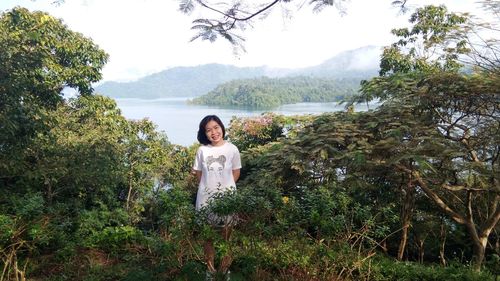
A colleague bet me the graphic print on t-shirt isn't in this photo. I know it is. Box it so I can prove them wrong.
[205,155,226,190]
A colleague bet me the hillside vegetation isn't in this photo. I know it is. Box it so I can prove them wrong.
[189,76,361,108]
[95,64,268,98]
[95,46,380,99]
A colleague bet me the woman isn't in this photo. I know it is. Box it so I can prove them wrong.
[192,115,241,279]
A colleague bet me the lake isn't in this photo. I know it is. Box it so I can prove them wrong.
[115,97,377,146]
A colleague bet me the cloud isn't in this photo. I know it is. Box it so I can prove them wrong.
[347,47,382,70]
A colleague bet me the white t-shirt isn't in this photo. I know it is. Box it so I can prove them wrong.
[193,142,242,211]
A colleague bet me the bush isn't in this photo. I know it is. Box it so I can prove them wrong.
[93,225,145,252]
[369,256,495,281]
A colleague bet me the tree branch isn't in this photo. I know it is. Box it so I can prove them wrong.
[480,194,500,239]
[197,0,281,22]
[466,190,475,225]
[441,184,490,192]
[396,164,467,225]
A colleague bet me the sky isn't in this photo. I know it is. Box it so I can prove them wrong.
[0,0,489,82]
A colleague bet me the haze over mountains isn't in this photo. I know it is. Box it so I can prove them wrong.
[95,45,381,99]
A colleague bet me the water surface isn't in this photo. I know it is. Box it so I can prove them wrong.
[115,98,376,146]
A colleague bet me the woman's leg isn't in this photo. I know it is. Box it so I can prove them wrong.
[218,225,233,274]
[204,239,216,273]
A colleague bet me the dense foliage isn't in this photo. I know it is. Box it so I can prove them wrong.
[1,5,498,281]
[189,76,360,108]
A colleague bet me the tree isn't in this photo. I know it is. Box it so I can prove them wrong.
[358,5,499,270]
[0,8,109,278]
[0,7,107,105]
[0,7,108,189]
[121,118,173,222]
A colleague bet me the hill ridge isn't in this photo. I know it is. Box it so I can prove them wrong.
[95,45,381,99]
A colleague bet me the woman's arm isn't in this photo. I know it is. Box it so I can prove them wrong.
[232,169,240,183]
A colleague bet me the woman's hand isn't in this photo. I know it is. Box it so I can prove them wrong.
[193,169,202,184]
[232,169,240,182]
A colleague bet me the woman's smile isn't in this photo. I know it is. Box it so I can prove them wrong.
[205,120,224,146]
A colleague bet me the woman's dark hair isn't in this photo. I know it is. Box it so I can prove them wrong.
[197,115,226,145]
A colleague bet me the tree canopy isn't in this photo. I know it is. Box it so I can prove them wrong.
[0,7,108,187]
[354,4,500,270]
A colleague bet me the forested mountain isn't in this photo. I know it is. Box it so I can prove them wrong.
[95,64,269,98]
[189,76,360,108]
[95,46,380,99]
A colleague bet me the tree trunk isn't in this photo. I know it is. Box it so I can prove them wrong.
[398,176,415,261]
[474,243,486,271]
[464,190,490,272]
[472,237,487,272]
[439,221,447,266]
[467,226,488,272]
[126,170,133,210]
[381,239,388,255]
[397,224,409,261]
[495,231,499,255]
[418,240,424,264]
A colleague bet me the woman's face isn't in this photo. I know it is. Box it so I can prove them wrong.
[205,120,224,145]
